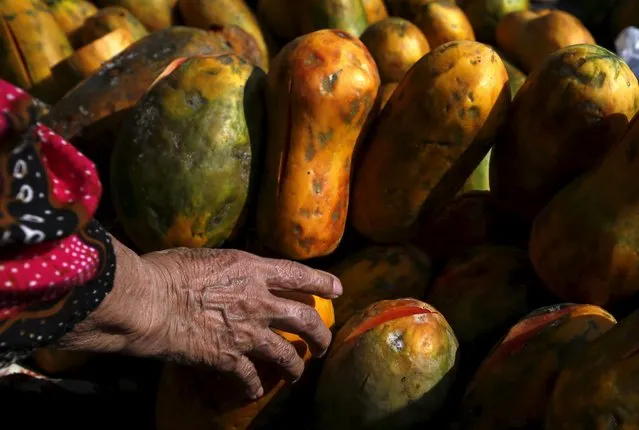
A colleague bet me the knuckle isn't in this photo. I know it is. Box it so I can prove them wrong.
[297,305,322,328]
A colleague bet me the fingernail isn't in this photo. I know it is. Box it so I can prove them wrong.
[251,386,264,400]
[331,277,343,298]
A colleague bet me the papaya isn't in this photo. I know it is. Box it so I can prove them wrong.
[94,0,174,31]
[112,54,265,252]
[359,17,430,84]
[75,6,148,46]
[351,41,510,244]
[529,111,639,306]
[460,304,617,429]
[362,0,388,25]
[299,0,369,37]
[156,294,334,430]
[256,29,380,260]
[427,245,539,345]
[41,27,233,222]
[33,348,91,374]
[315,298,459,429]
[52,28,135,95]
[546,307,639,429]
[0,0,73,104]
[495,9,595,73]
[178,0,269,71]
[384,0,430,20]
[413,0,476,49]
[330,245,432,329]
[45,0,98,47]
[462,0,529,42]
[379,82,398,110]
[490,44,639,224]
[609,0,639,42]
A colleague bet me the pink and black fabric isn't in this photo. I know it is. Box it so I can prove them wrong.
[0,79,115,368]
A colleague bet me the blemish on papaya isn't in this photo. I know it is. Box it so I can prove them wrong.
[292,223,303,236]
[318,129,333,148]
[304,52,323,67]
[334,30,354,40]
[342,98,361,124]
[438,41,460,54]
[218,54,234,65]
[186,91,206,110]
[312,176,324,194]
[321,70,342,95]
[467,106,481,120]
[164,214,209,248]
[305,140,316,162]
[300,208,312,218]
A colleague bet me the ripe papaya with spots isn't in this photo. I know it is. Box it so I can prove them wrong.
[178,0,269,71]
[0,0,73,103]
[462,0,529,42]
[330,245,432,329]
[360,17,430,84]
[315,298,459,429]
[351,41,510,244]
[427,244,539,346]
[529,113,639,306]
[76,6,148,46]
[362,0,389,25]
[495,9,594,73]
[94,0,174,31]
[413,0,476,49]
[156,294,334,430]
[41,27,233,223]
[490,44,639,223]
[546,307,639,429]
[45,0,98,47]
[111,54,266,252]
[460,304,616,430]
[256,29,380,260]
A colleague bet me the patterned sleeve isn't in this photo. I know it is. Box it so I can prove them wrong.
[0,79,116,368]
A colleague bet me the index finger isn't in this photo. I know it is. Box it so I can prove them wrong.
[256,257,343,299]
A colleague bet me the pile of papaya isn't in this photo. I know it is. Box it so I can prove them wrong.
[5,0,639,428]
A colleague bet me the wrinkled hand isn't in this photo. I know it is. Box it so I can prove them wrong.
[57,236,342,399]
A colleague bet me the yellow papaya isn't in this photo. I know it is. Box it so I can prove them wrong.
[46,0,98,47]
[256,29,380,260]
[490,44,639,223]
[495,9,595,73]
[351,41,510,244]
[178,0,269,71]
[529,113,639,307]
[360,17,430,84]
[414,0,476,48]
[94,0,174,31]
[75,6,148,46]
[362,0,389,25]
[0,0,73,103]
[299,0,369,37]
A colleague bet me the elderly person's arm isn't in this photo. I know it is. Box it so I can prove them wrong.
[0,79,341,399]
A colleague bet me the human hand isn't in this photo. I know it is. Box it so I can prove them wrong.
[57,237,342,399]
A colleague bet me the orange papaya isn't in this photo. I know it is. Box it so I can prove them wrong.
[413,0,476,48]
[461,304,616,429]
[351,41,510,244]
[156,294,334,430]
[94,0,174,31]
[256,29,380,260]
[462,0,529,42]
[75,6,148,46]
[495,9,595,73]
[362,0,389,25]
[490,44,639,223]
[359,17,430,84]
[315,298,459,428]
[45,0,98,47]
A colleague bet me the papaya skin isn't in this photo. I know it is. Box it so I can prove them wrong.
[495,9,595,73]
[379,82,398,110]
[351,41,510,244]
[330,245,432,329]
[111,54,266,252]
[156,295,334,430]
[462,0,529,43]
[0,0,74,103]
[546,308,639,430]
[414,0,476,49]
[299,0,370,37]
[362,0,389,25]
[178,0,269,71]
[76,6,148,46]
[529,113,639,307]
[360,17,430,84]
[315,298,459,429]
[490,44,639,224]
[256,29,380,260]
[94,0,175,31]
[45,0,98,47]
[461,304,616,430]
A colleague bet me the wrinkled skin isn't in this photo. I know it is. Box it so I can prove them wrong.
[58,237,342,399]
